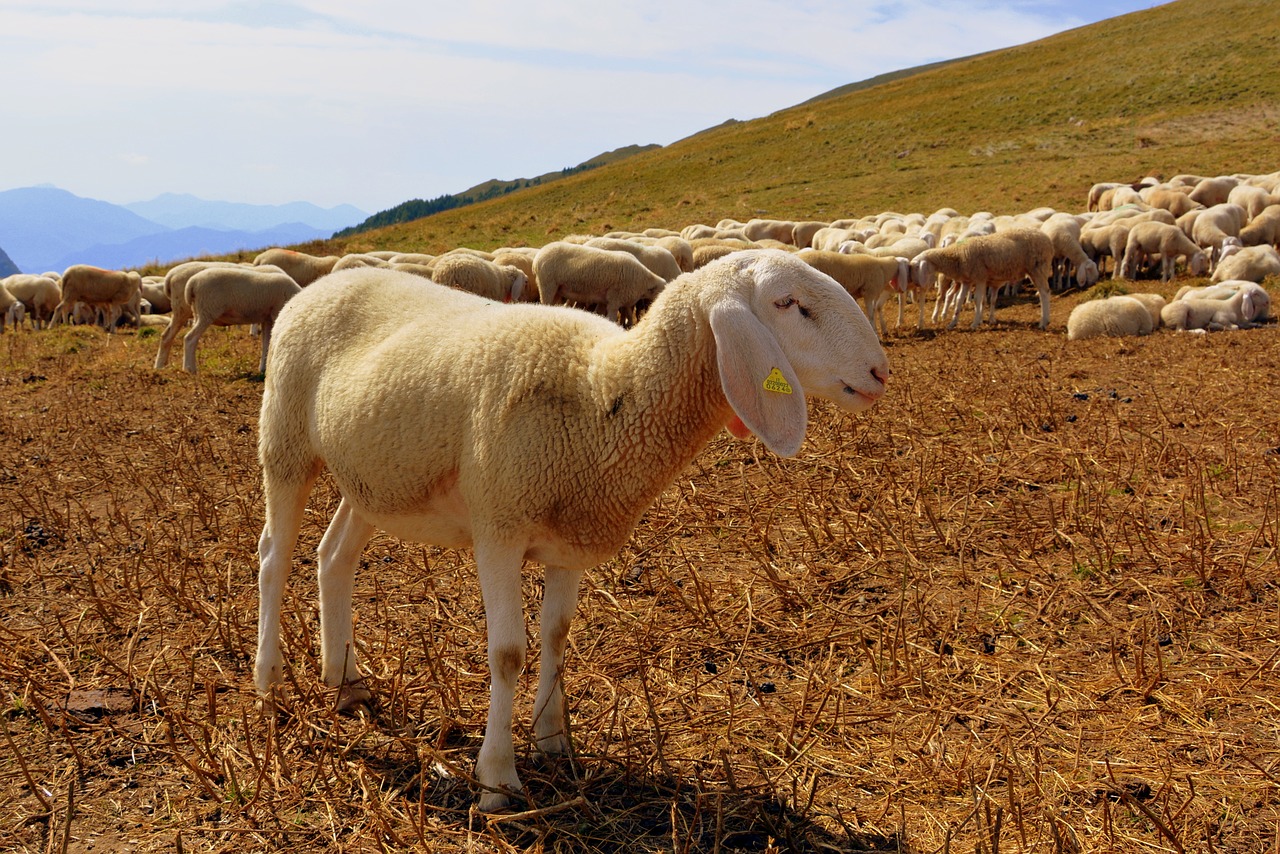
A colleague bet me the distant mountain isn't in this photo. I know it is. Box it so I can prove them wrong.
[0,186,168,273]
[0,185,366,272]
[125,193,366,233]
[336,144,660,238]
[47,222,337,272]
[0,245,18,277]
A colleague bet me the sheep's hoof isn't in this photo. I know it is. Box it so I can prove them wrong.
[477,787,523,813]
[335,680,372,713]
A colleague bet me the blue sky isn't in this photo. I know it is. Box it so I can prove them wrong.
[0,1,1167,213]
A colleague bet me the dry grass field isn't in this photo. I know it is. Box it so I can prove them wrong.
[2,279,1277,853]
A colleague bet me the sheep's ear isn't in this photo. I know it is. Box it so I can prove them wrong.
[708,295,807,457]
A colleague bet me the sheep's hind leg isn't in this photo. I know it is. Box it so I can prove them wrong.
[533,567,584,756]
[316,498,376,710]
[181,316,211,373]
[255,470,319,697]
[474,539,530,811]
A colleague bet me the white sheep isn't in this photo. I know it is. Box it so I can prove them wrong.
[534,241,668,324]
[1041,214,1100,290]
[1161,288,1262,332]
[1173,280,1271,322]
[1190,203,1248,270]
[1188,176,1239,207]
[0,283,25,332]
[252,250,889,810]
[798,250,908,337]
[429,253,528,303]
[180,265,301,374]
[2,273,61,329]
[155,261,266,369]
[51,265,142,332]
[1239,204,1280,248]
[583,237,683,282]
[1210,244,1280,284]
[252,247,340,286]
[1065,294,1165,340]
[915,228,1055,329]
[1119,221,1208,282]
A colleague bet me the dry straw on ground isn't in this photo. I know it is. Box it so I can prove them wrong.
[1,284,1278,852]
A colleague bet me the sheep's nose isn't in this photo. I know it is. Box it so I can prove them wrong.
[872,366,890,387]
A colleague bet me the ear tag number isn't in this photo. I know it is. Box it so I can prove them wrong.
[763,368,793,395]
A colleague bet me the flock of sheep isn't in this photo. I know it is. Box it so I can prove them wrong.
[2,168,1277,811]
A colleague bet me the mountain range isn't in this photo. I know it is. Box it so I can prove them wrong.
[0,186,367,274]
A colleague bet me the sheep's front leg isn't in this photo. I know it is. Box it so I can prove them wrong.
[533,568,583,756]
[474,540,529,811]
[316,499,376,708]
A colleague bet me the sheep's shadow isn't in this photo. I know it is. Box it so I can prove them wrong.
[355,743,906,852]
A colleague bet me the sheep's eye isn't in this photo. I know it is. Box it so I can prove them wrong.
[775,297,795,309]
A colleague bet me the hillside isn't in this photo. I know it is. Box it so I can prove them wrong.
[317,0,1280,257]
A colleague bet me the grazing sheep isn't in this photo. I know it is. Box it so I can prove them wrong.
[1161,288,1261,332]
[1189,176,1239,208]
[1041,214,1100,290]
[429,253,528,303]
[252,247,340,286]
[1119,221,1208,282]
[798,250,908,337]
[915,228,1055,329]
[180,266,301,374]
[583,237,683,282]
[1142,187,1202,217]
[490,249,539,300]
[1239,204,1280,248]
[51,265,142,332]
[389,252,436,266]
[155,261,267,369]
[534,241,667,325]
[1190,203,1248,269]
[743,218,796,244]
[1065,294,1165,340]
[1227,184,1278,219]
[333,253,392,272]
[140,278,171,314]
[632,235,695,273]
[791,221,829,249]
[1080,221,1133,279]
[2,273,61,328]
[0,283,25,332]
[252,250,890,810]
[1210,244,1280,284]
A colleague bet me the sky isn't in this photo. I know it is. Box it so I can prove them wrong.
[0,1,1167,215]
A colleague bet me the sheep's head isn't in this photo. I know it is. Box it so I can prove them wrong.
[1188,251,1209,276]
[709,250,888,457]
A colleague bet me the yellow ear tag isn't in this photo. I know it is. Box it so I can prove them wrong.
[763,367,793,394]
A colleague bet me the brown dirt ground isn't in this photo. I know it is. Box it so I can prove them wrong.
[1,279,1278,853]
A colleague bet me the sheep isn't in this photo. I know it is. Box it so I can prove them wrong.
[179,265,301,374]
[583,237,683,281]
[491,249,539,300]
[1210,244,1280,284]
[389,252,436,266]
[1119,221,1208,282]
[1227,184,1278,219]
[915,228,1055,329]
[2,273,61,329]
[632,235,695,273]
[1174,280,1271,322]
[1190,203,1248,270]
[1041,214,1100,289]
[534,241,668,325]
[155,261,266,369]
[51,265,142,332]
[252,247,340,286]
[1239,204,1280,248]
[252,249,889,811]
[0,283,25,332]
[791,221,829,249]
[797,250,908,337]
[332,253,392,272]
[743,218,796,244]
[1141,187,1202,218]
[1161,288,1261,332]
[140,278,171,314]
[1065,294,1165,340]
[429,253,528,303]
[1189,176,1239,207]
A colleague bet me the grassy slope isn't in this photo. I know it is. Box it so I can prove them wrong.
[318,0,1280,258]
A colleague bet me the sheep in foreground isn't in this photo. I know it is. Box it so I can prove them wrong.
[253,250,889,811]
[915,228,1055,329]
[1065,294,1165,340]
[2,274,61,328]
[1161,288,1262,332]
[180,266,301,374]
[1239,204,1280,248]
[534,241,668,324]
[1173,280,1271,323]
[1210,244,1280,283]
[1119,221,1208,282]
[51,265,142,331]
